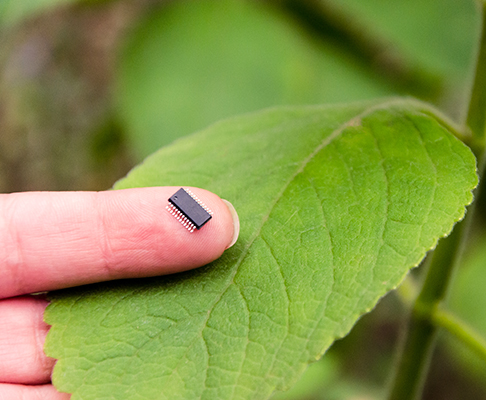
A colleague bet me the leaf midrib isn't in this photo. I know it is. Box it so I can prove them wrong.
[196,99,408,396]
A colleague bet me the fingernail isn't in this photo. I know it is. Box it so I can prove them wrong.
[222,199,239,249]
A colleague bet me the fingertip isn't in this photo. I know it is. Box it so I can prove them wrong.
[221,199,240,249]
[99,186,238,275]
[0,187,240,297]
[169,187,238,263]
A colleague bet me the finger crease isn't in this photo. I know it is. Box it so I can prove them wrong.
[0,197,26,296]
[96,194,116,280]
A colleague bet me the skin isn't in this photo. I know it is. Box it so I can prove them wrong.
[0,187,238,399]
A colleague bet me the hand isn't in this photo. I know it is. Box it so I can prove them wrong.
[0,187,239,399]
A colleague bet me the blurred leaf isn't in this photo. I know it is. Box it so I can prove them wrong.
[45,98,477,400]
[116,0,394,159]
[333,0,480,86]
[447,235,486,386]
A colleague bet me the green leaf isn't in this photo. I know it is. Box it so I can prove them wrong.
[116,0,393,159]
[45,98,477,400]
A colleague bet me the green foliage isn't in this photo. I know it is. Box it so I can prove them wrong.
[45,99,477,400]
[116,0,480,160]
[116,0,394,159]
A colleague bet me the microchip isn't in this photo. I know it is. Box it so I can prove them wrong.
[166,188,213,232]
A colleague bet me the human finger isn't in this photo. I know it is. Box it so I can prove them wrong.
[0,187,239,298]
[0,296,53,385]
[0,383,70,399]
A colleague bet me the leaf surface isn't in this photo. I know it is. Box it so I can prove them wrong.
[45,99,477,400]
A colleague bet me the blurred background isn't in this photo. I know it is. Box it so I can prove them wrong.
[0,0,485,399]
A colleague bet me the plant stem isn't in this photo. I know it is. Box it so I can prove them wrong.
[269,0,442,101]
[386,2,486,399]
[387,223,468,400]
[467,3,486,157]
[431,307,486,363]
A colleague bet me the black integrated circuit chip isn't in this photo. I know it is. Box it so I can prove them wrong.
[166,188,213,232]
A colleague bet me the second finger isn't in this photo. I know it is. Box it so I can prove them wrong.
[0,296,54,384]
